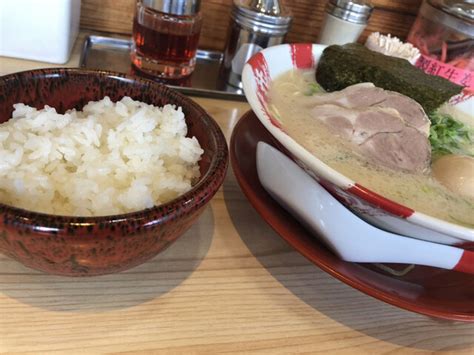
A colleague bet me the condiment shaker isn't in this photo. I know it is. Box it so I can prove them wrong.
[131,0,202,79]
[221,0,292,89]
[317,0,373,45]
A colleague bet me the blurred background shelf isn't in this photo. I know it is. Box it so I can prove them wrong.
[79,0,422,52]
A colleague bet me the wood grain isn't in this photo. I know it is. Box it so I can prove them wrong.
[80,0,423,51]
[1,49,474,353]
[1,108,474,353]
[1,98,473,352]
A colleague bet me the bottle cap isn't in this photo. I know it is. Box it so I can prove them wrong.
[326,0,374,24]
[232,0,292,36]
[141,0,201,16]
[424,0,474,37]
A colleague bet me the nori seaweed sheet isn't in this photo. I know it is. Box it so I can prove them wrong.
[315,43,463,113]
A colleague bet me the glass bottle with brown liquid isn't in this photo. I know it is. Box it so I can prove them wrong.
[131,0,202,79]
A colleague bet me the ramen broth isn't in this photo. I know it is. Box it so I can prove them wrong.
[269,69,474,227]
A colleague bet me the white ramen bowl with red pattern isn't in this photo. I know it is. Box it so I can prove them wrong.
[242,43,474,248]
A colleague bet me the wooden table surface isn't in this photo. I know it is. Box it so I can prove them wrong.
[1,34,473,354]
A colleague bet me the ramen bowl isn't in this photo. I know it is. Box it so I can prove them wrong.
[0,68,228,276]
[242,43,474,247]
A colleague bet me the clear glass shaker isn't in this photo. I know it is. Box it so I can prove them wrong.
[131,0,203,79]
[221,0,292,89]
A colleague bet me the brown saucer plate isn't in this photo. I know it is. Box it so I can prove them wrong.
[230,110,474,322]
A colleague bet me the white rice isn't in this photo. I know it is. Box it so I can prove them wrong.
[0,96,204,216]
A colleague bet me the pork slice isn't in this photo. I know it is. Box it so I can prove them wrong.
[305,83,431,137]
[309,103,431,172]
[374,92,430,136]
[305,83,388,108]
[310,104,355,139]
[310,105,404,144]
[352,108,404,144]
[340,83,389,107]
[359,127,431,173]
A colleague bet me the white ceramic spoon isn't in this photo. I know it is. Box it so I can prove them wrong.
[256,142,474,274]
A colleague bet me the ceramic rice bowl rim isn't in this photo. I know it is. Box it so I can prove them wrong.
[0,68,228,234]
[242,43,474,244]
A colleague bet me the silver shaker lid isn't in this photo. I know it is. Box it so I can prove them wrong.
[232,0,292,36]
[326,0,374,24]
[429,0,474,22]
[141,0,201,16]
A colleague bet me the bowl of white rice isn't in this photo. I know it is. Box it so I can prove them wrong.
[0,68,228,276]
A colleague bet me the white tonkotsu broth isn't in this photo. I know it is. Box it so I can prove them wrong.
[0,96,203,216]
[269,69,474,228]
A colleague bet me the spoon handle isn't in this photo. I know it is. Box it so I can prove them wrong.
[256,142,474,274]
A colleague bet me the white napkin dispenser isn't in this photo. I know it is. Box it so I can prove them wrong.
[0,0,81,64]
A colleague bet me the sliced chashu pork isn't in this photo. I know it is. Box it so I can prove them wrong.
[306,84,431,173]
[305,83,431,137]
